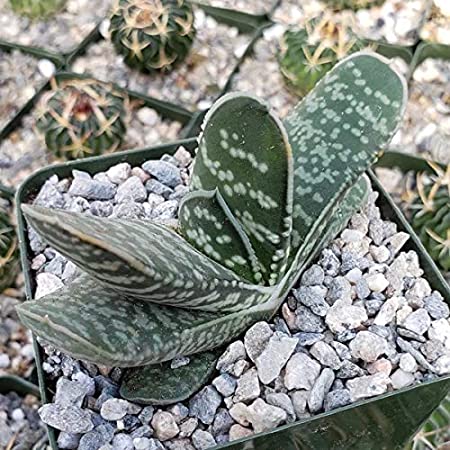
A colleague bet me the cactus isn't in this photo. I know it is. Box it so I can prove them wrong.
[322,0,386,11]
[17,52,407,404]
[279,14,365,98]
[411,163,450,272]
[109,0,196,73]
[36,78,127,160]
[0,192,19,293]
[9,0,66,18]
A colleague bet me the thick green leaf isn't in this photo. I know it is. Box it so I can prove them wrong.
[120,350,220,405]
[179,189,262,283]
[284,52,407,253]
[22,205,272,313]
[16,274,268,367]
[190,93,294,285]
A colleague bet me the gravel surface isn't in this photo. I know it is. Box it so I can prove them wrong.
[200,0,276,15]
[26,149,450,449]
[420,0,450,44]
[0,0,110,53]
[72,9,252,111]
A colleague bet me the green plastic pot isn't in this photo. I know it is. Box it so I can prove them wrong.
[16,139,450,450]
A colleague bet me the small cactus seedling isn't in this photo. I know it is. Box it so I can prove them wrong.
[279,14,365,97]
[9,0,66,18]
[17,52,407,404]
[411,162,450,272]
[109,0,196,73]
[36,78,127,160]
[322,0,386,11]
[0,193,19,293]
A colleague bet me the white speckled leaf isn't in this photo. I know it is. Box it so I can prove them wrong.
[16,274,269,367]
[190,93,294,286]
[179,189,262,283]
[22,205,272,313]
[284,52,407,254]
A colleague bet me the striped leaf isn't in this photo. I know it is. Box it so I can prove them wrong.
[190,93,294,286]
[179,189,262,283]
[22,205,273,313]
[284,52,407,253]
[16,273,270,367]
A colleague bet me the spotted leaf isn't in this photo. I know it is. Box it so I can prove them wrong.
[284,52,407,253]
[22,205,273,313]
[179,189,262,283]
[190,93,294,286]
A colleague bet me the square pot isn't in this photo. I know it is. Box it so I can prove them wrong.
[15,139,450,450]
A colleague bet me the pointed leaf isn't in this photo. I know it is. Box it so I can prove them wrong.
[16,274,268,367]
[22,205,272,312]
[284,52,407,253]
[120,350,220,405]
[190,93,294,285]
[179,189,262,283]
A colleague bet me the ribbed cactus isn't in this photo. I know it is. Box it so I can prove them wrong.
[36,78,126,160]
[0,193,19,293]
[109,0,196,73]
[322,0,386,11]
[411,163,450,272]
[17,53,407,404]
[9,0,66,18]
[279,14,365,98]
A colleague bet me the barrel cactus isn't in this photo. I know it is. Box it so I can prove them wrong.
[0,193,19,293]
[36,78,127,160]
[322,0,386,11]
[109,0,196,73]
[9,0,66,18]
[411,163,450,272]
[279,14,365,97]
[17,52,407,404]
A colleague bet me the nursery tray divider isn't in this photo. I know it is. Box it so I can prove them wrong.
[376,150,447,174]
[0,374,41,397]
[0,39,66,67]
[409,41,450,78]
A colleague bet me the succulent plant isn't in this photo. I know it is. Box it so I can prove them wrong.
[410,163,450,272]
[0,192,19,293]
[322,0,386,11]
[279,14,365,98]
[9,0,66,18]
[17,52,407,404]
[36,78,127,160]
[109,0,196,73]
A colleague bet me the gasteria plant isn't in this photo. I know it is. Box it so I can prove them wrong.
[109,0,196,73]
[410,163,450,272]
[322,0,386,11]
[36,78,127,160]
[0,192,19,293]
[279,14,365,98]
[9,0,66,18]
[17,52,407,404]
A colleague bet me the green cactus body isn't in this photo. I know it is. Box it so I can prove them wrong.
[36,79,127,160]
[9,0,66,18]
[323,0,385,11]
[411,165,450,272]
[109,0,196,73]
[279,15,365,97]
[0,194,19,293]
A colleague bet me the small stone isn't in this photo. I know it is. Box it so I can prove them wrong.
[327,277,352,304]
[308,368,335,413]
[173,146,192,167]
[111,434,133,450]
[290,391,309,419]
[324,389,351,411]
[100,399,130,421]
[325,300,368,334]
[434,355,450,375]
[284,353,321,390]
[391,369,415,389]
[189,386,222,425]
[170,356,190,369]
[374,296,404,326]
[294,332,324,347]
[192,430,216,450]
[179,417,198,438]
[38,58,56,77]
[69,178,116,200]
[216,341,246,372]
[320,249,340,276]
[254,332,298,384]
[369,219,385,245]
[365,273,389,293]
[35,272,64,299]
[265,393,295,422]
[231,360,249,377]
[54,378,88,407]
[106,163,131,184]
[132,437,153,450]
[385,232,409,255]
[137,107,159,126]
[167,404,188,423]
[428,319,450,349]
[424,292,450,320]
[151,411,179,441]
[294,286,329,317]
[370,245,390,263]
[34,178,65,208]
[397,305,413,326]
[151,200,178,220]
[421,339,446,362]
[138,406,154,424]
[145,179,173,199]
[229,425,253,441]
[115,176,147,203]
[300,264,324,286]
[57,432,81,449]
[355,278,371,300]
[229,402,250,427]
[295,306,326,333]
[243,322,273,363]
[234,368,260,403]
[405,279,431,308]
[90,201,113,217]
[39,404,94,433]
[347,373,390,402]
[345,268,362,284]
[212,409,234,435]
[386,251,423,292]
[247,398,287,433]
[367,358,392,376]
[350,331,388,362]
[142,161,181,188]
[212,373,237,398]
[336,360,365,379]
[403,309,431,335]
[310,341,341,370]
[399,353,417,373]
[397,337,436,373]
[0,354,10,368]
